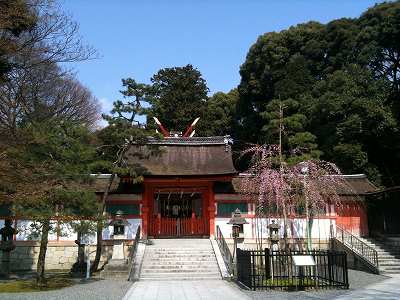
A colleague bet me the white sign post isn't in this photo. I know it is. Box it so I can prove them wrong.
[292,255,316,290]
[292,255,316,266]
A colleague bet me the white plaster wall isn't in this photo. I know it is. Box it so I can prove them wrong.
[126,218,141,239]
[58,223,76,241]
[102,218,141,240]
[216,217,336,240]
[215,218,253,239]
[102,220,113,240]
[254,217,335,239]
[15,220,59,241]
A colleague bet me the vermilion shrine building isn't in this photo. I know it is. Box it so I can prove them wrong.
[93,135,376,243]
[0,135,377,244]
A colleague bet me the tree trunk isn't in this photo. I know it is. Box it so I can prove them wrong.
[91,173,115,272]
[282,202,289,251]
[36,219,50,284]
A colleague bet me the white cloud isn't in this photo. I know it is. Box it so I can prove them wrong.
[99,97,114,115]
[97,97,113,128]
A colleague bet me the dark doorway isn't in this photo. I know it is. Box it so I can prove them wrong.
[153,192,202,218]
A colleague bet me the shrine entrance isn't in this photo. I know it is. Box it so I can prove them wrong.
[149,188,209,237]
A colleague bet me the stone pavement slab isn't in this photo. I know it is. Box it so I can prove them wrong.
[122,280,251,300]
[333,274,400,300]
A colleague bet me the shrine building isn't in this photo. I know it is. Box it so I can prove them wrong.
[0,133,381,272]
[93,135,377,242]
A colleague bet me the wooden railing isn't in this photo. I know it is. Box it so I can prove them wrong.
[216,225,233,275]
[150,213,206,237]
[334,225,379,274]
[127,225,141,281]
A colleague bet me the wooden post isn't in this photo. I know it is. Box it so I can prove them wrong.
[141,206,149,239]
[157,213,161,236]
[208,205,216,238]
[191,212,195,234]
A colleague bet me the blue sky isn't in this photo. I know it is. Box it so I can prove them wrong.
[62,0,383,116]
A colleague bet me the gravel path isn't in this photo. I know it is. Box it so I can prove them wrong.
[0,279,132,300]
[244,269,389,300]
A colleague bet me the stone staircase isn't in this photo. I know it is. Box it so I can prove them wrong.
[100,259,130,279]
[360,237,400,274]
[139,239,221,281]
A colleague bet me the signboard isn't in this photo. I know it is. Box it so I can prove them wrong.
[292,255,316,266]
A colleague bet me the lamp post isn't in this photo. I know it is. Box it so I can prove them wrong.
[268,220,280,251]
[109,210,130,262]
[227,208,248,260]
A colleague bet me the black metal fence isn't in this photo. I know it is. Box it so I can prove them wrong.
[237,249,349,290]
[216,225,233,275]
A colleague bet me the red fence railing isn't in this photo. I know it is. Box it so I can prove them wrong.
[150,213,207,237]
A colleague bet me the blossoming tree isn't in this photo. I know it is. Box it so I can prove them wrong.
[240,144,351,251]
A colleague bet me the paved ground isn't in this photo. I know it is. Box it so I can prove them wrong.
[246,269,390,300]
[0,279,132,300]
[0,269,394,300]
[123,280,250,300]
[334,274,400,300]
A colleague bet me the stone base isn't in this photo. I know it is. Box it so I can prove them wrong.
[0,241,134,271]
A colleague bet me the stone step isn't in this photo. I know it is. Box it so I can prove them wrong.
[142,264,217,269]
[379,262,400,266]
[378,255,400,260]
[144,256,216,259]
[139,238,220,280]
[145,253,215,256]
[140,271,221,277]
[101,270,129,279]
[146,248,214,251]
[141,268,220,273]
[143,256,216,261]
[140,276,221,281]
[381,266,400,270]
[143,258,216,262]
[142,263,218,268]
[142,260,217,265]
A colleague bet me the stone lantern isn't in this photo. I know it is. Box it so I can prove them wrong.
[227,208,248,259]
[108,210,130,262]
[268,220,280,251]
[0,220,16,279]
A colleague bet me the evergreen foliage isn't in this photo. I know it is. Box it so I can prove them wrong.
[237,1,400,186]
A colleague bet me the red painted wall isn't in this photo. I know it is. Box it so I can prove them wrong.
[336,200,368,236]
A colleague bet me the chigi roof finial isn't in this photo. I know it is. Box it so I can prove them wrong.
[153,117,200,138]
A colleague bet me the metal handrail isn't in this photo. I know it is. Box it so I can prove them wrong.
[127,225,141,281]
[334,225,379,272]
[216,225,233,275]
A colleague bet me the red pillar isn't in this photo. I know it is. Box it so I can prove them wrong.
[141,185,151,239]
[142,207,149,239]
[208,184,215,238]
